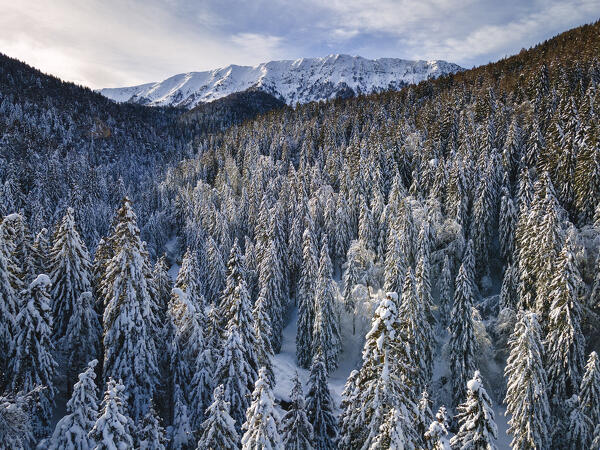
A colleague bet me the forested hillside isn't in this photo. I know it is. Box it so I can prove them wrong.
[1,19,600,449]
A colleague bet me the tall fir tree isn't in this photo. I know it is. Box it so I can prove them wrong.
[241,367,283,450]
[281,373,313,450]
[296,225,319,368]
[449,240,477,406]
[450,371,498,450]
[47,360,99,450]
[50,207,94,340]
[0,227,17,389]
[253,291,276,387]
[580,351,600,429]
[137,402,168,450]
[196,385,240,450]
[101,198,159,419]
[8,274,57,436]
[504,311,550,450]
[306,350,338,450]
[89,378,135,450]
[312,237,341,373]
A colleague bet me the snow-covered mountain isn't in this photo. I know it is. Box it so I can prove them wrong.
[99,54,462,108]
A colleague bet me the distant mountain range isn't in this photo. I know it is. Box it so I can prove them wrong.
[99,54,463,108]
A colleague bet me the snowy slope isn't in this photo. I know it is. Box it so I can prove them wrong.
[99,55,462,108]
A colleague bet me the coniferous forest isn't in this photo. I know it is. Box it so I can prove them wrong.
[2,19,600,450]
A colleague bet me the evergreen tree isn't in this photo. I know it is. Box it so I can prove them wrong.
[48,360,99,450]
[499,187,517,262]
[196,385,239,450]
[170,391,194,450]
[0,228,17,388]
[383,227,406,296]
[253,291,275,387]
[101,199,159,419]
[424,407,450,450]
[281,373,313,450]
[137,402,168,450]
[152,254,171,327]
[545,234,586,408]
[449,241,477,406]
[592,424,600,450]
[241,367,283,450]
[61,291,101,389]
[416,391,435,449]
[312,238,341,373]
[306,350,337,450]
[565,395,593,450]
[206,236,226,303]
[8,274,57,436]
[504,311,550,450]
[438,254,453,326]
[89,378,134,450]
[580,351,600,428]
[399,267,433,392]
[343,240,363,335]
[296,225,319,368]
[369,407,410,450]
[50,207,94,340]
[450,371,498,450]
[339,292,417,450]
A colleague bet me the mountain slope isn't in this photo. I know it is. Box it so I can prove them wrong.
[99,54,462,108]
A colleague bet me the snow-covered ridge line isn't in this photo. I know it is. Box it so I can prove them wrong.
[99,54,463,108]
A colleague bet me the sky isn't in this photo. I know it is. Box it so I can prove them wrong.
[1,0,599,89]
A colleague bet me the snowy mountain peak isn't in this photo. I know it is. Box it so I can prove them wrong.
[99,55,462,108]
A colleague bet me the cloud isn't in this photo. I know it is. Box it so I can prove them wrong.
[0,0,598,88]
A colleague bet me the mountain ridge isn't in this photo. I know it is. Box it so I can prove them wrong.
[99,54,463,108]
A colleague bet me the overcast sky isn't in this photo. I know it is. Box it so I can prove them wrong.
[1,0,599,89]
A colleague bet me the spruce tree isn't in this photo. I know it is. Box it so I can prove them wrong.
[50,207,94,340]
[152,254,171,327]
[0,229,17,388]
[306,350,337,450]
[101,198,159,419]
[9,274,57,436]
[504,311,550,450]
[450,371,498,450]
[545,234,586,408]
[206,236,226,303]
[61,291,101,390]
[343,240,362,335]
[241,367,283,450]
[449,241,477,406]
[89,378,134,450]
[369,407,410,450]
[281,373,313,450]
[296,225,319,368]
[48,360,99,450]
[312,238,341,373]
[253,291,275,387]
[565,395,593,450]
[170,391,194,450]
[580,351,600,428]
[424,407,450,450]
[437,254,453,327]
[338,292,417,450]
[196,385,239,450]
[137,402,168,450]
[383,227,406,296]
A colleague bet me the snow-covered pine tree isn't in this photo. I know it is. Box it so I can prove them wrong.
[61,291,101,390]
[499,186,517,262]
[449,240,477,406]
[206,236,226,303]
[450,370,498,450]
[196,385,239,450]
[504,311,550,449]
[306,350,338,450]
[50,207,94,340]
[241,367,282,449]
[0,388,40,449]
[383,228,406,298]
[416,391,435,449]
[438,254,453,326]
[8,273,57,436]
[565,395,593,450]
[592,424,600,450]
[281,373,313,450]
[369,407,410,450]
[580,351,600,429]
[297,225,319,368]
[253,291,275,387]
[170,390,194,450]
[399,267,433,393]
[89,378,134,450]
[339,292,417,450]
[257,237,284,353]
[48,359,99,450]
[424,406,450,450]
[312,237,341,373]
[101,198,159,419]
[152,254,171,327]
[0,228,17,389]
[32,227,50,276]
[137,401,167,450]
[499,263,518,310]
[215,322,257,432]
[343,239,363,335]
[545,232,586,410]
